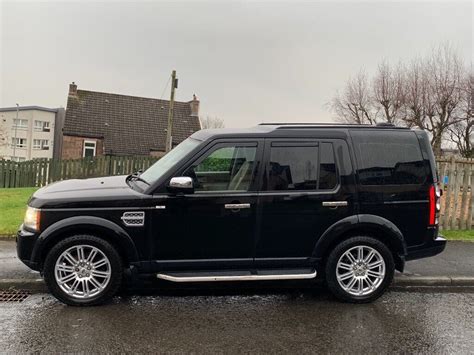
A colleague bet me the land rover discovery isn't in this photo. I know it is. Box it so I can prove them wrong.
[17,123,446,305]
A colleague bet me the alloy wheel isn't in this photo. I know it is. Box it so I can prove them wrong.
[336,245,386,296]
[54,244,112,299]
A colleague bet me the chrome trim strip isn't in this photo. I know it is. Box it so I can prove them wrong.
[383,200,429,205]
[224,203,251,210]
[41,206,156,212]
[156,270,317,282]
[322,201,348,207]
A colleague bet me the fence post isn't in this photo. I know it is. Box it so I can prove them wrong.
[442,156,456,230]
[459,164,471,230]
[468,169,474,230]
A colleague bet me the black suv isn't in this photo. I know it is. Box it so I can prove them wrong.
[17,123,446,305]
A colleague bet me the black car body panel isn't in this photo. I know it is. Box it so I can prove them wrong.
[17,124,446,277]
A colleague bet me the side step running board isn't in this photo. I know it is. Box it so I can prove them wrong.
[156,270,317,283]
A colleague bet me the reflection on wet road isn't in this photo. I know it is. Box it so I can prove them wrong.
[0,289,473,353]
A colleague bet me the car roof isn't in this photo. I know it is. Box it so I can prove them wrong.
[191,123,412,141]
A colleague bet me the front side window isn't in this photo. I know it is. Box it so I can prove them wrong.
[184,144,257,192]
[267,144,319,191]
[83,140,96,157]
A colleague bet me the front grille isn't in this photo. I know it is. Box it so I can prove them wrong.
[121,211,145,227]
[0,290,30,302]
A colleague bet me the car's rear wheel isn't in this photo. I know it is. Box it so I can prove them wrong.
[43,235,123,306]
[325,236,395,303]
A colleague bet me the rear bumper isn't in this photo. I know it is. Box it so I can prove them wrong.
[405,236,447,261]
[16,225,41,271]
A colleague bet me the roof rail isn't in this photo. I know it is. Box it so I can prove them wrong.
[376,122,396,127]
[259,122,371,126]
[257,122,409,130]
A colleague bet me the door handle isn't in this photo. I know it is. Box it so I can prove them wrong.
[224,203,251,210]
[322,201,348,208]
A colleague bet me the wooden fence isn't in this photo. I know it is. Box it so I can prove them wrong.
[437,157,474,230]
[1,155,473,230]
[0,156,158,189]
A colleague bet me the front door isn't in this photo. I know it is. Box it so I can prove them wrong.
[255,139,354,267]
[151,140,263,270]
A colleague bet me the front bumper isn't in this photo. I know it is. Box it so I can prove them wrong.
[16,225,41,271]
[405,236,447,261]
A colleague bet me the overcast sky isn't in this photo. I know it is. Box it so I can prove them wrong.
[0,0,472,127]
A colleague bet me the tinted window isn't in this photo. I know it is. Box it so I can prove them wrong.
[319,143,337,189]
[267,144,318,191]
[351,131,427,185]
[185,145,257,192]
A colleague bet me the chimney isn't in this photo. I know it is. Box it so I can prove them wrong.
[69,82,78,97]
[189,94,200,117]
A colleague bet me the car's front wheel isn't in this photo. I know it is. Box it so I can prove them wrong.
[325,236,395,303]
[43,235,123,306]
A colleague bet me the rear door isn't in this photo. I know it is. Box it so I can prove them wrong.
[255,138,355,267]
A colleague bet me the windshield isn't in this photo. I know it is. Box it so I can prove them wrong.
[140,137,202,185]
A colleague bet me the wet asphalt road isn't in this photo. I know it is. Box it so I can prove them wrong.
[0,289,473,354]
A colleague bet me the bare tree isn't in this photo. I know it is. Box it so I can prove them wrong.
[372,61,406,124]
[403,58,429,128]
[417,44,464,155]
[448,73,473,158]
[330,43,467,156]
[200,116,225,129]
[330,70,376,124]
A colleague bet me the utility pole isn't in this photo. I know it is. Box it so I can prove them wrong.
[165,70,177,152]
[12,103,19,160]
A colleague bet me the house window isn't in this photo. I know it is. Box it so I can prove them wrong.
[13,119,28,129]
[34,120,50,132]
[11,156,26,162]
[33,139,49,150]
[83,140,96,157]
[11,138,27,148]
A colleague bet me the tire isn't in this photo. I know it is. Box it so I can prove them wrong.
[43,235,123,306]
[325,236,395,303]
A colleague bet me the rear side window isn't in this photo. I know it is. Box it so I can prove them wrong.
[319,143,337,189]
[351,130,427,185]
[265,142,338,191]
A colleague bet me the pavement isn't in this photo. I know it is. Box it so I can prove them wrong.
[1,291,473,353]
[0,239,473,293]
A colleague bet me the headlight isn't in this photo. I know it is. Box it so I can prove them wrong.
[24,207,40,231]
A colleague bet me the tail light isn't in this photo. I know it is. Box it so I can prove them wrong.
[428,184,441,226]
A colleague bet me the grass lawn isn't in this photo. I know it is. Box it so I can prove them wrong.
[0,188,37,235]
[442,229,474,242]
[0,187,473,241]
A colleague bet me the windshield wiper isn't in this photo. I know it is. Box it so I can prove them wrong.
[126,171,150,186]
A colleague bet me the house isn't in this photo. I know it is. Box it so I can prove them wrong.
[61,82,201,159]
[0,106,65,161]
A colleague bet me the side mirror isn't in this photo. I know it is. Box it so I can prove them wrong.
[168,176,194,194]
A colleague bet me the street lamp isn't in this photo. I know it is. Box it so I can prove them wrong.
[12,103,19,161]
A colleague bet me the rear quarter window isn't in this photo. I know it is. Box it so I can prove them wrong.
[351,130,428,185]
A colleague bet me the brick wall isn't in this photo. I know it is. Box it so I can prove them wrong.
[61,135,104,159]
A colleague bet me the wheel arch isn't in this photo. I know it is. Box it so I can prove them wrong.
[32,216,139,269]
[313,214,407,272]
